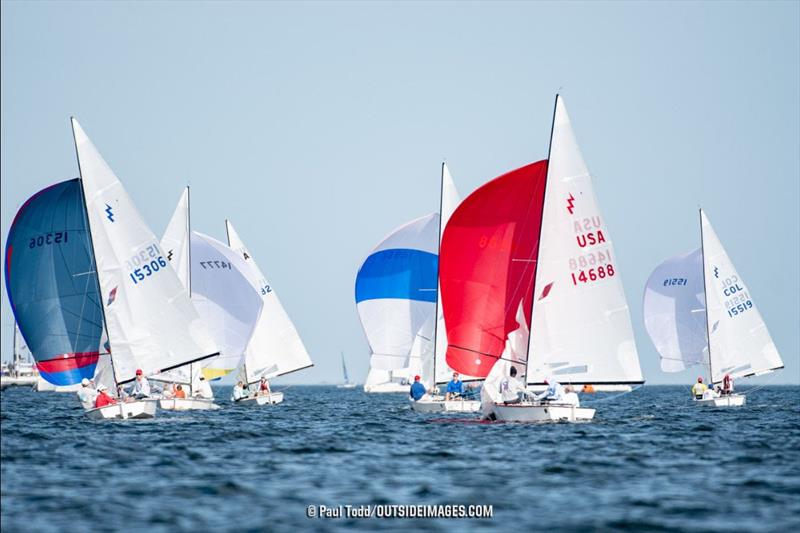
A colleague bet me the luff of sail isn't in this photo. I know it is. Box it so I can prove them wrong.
[643,248,708,373]
[527,96,643,386]
[700,210,783,382]
[225,220,313,383]
[71,118,219,384]
[439,161,548,378]
[4,179,103,385]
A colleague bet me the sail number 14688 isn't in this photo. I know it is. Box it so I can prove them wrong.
[571,264,615,285]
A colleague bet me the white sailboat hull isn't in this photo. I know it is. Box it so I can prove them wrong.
[363,383,408,393]
[159,397,219,411]
[694,394,745,407]
[410,396,481,413]
[492,402,596,423]
[1,376,38,389]
[235,392,284,406]
[337,383,357,389]
[84,399,158,420]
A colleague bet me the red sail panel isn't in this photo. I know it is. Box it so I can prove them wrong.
[440,160,548,377]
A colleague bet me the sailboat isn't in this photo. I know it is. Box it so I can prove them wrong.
[0,323,39,390]
[440,96,643,422]
[224,219,314,406]
[70,118,220,419]
[643,210,783,407]
[410,163,481,413]
[355,214,439,393]
[157,188,263,410]
[337,352,357,389]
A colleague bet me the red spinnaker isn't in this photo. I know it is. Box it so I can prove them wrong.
[440,161,548,377]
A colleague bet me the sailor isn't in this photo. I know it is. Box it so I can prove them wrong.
[77,378,97,409]
[499,366,525,404]
[445,372,464,401]
[702,385,718,400]
[174,384,187,399]
[722,374,734,395]
[258,377,271,397]
[161,383,175,399]
[129,369,151,399]
[232,381,247,401]
[409,375,426,401]
[562,385,581,407]
[534,376,564,403]
[194,376,213,400]
[691,377,707,399]
[94,384,117,408]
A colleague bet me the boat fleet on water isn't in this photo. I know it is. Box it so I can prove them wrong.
[354,95,784,421]
[2,95,785,422]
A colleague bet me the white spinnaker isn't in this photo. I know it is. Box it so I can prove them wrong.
[527,97,643,386]
[225,220,313,383]
[190,231,263,379]
[71,119,218,384]
[643,248,708,373]
[701,211,783,383]
[415,313,436,389]
[480,301,529,417]
[356,213,439,371]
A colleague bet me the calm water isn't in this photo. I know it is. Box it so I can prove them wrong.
[1,385,798,532]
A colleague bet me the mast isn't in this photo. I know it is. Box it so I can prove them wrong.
[430,161,446,388]
[699,208,714,383]
[71,118,119,389]
[187,186,193,394]
[522,94,559,379]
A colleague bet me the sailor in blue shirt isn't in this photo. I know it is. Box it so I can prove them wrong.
[409,375,426,401]
[445,372,464,400]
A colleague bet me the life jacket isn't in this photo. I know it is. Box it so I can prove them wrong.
[582,384,596,394]
[175,388,187,399]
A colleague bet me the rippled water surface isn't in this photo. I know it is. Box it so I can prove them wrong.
[2,385,799,531]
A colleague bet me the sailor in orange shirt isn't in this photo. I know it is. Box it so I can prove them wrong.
[174,384,187,399]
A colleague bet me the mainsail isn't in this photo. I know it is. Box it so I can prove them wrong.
[643,248,707,373]
[439,161,548,378]
[526,96,643,386]
[4,179,103,385]
[700,210,783,382]
[355,213,439,373]
[225,220,313,383]
[71,118,219,384]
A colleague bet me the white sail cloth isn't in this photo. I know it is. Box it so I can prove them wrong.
[527,97,643,386]
[701,211,782,382]
[72,119,218,384]
[225,220,313,383]
[480,301,529,418]
[643,248,708,373]
[356,213,440,372]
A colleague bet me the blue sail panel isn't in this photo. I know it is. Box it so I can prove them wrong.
[4,179,103,385]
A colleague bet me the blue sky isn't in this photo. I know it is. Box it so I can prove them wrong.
[2,1,798,384]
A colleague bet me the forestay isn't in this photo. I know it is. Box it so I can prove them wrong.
[643,248,708,373]
[4,179,103,385]
[71,119,219,384]
[527,96,643,386]
[226,220,313,383]
[701,211,783,382]
[355,214,439,372]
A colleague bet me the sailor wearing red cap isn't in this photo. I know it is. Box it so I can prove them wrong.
[409,375,426,401]
[129,368,151,399]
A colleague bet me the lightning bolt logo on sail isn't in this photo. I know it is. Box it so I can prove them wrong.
[105,204,115,222]
[566,194,575,214]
